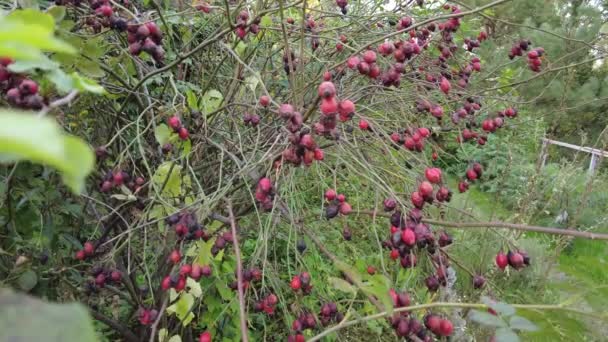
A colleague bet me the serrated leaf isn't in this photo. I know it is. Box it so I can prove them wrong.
[495,327,520,342]
[509,316,538,332]
[328,277,356,294]
[482,296,516,316]
[17,270,38,292]
[469,310,507,328]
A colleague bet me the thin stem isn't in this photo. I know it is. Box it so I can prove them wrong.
[227,200,249,342]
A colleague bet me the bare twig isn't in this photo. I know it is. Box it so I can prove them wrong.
[227,200,249,342]
[149,296,169,342]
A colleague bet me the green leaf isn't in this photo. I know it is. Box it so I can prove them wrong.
[328,277,356,294]
[201,89,223,116]
[17,270,38,292]
[152,162,182,197]
[47,6,67,23]
[0,289,97,342]
[7,9,53,31]
[8,56,58,72]
[71,73,105,94]
[495,327,520,342]
[260,15,272,27]
[75,59,105,78]
[600,22,608,34]
[168,336,182,342]
[47,69,74,93]
[186,277,202,298]
[158,328,169,342]
[155,124,171,146]
[186,89,199,110]
[18,0,40,9]
[167,293,195,325]
[469,310,507,328]
[482,296,516,316]
[0,11,76,58]
[196,240,213,266]
[509,316,538,332]
[235,41,247,57]
[0,110,94,193]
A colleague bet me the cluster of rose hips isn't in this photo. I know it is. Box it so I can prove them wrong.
[456,162,483,193]
[61,0,128,34]
[127,21,164,63]
[384,210,426,268]
[75,241,96,260]
[99,169,146,193]
[242,112,260,127]
[290,271,312,294]
[283,131,324,166]
[318,80,355,121]
[410,168,451,209]
[277,103,303,134]
[481,116,505,133]
[255,177,275,211]
[253,293,278,315]
[167,115,190,140]
[291,311,317,335]
[319,301,344,326]
[425,254,453,292]
[464,36,482,52]
[526,47,545,72]
[229,267,262,291]
[0,57,45,110]
[335,0,348,14]
[508,39,532,60]
[438,4,463,32]
[416,99,444,120]
[449,97,482,124]
[161,250,212,292]
[90,265,122,288]
[346,50,382,79]
[165,211,210,241]
[324,189,353,219]
[450,55,483,90]
[137,307,158,325]
[499,106,518,118]
[234,10,260,40]
[495,250,531,270]
[391,315,428,340]
[424,314,454,338]
[390,127,432,152]
[314,79,357,135]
